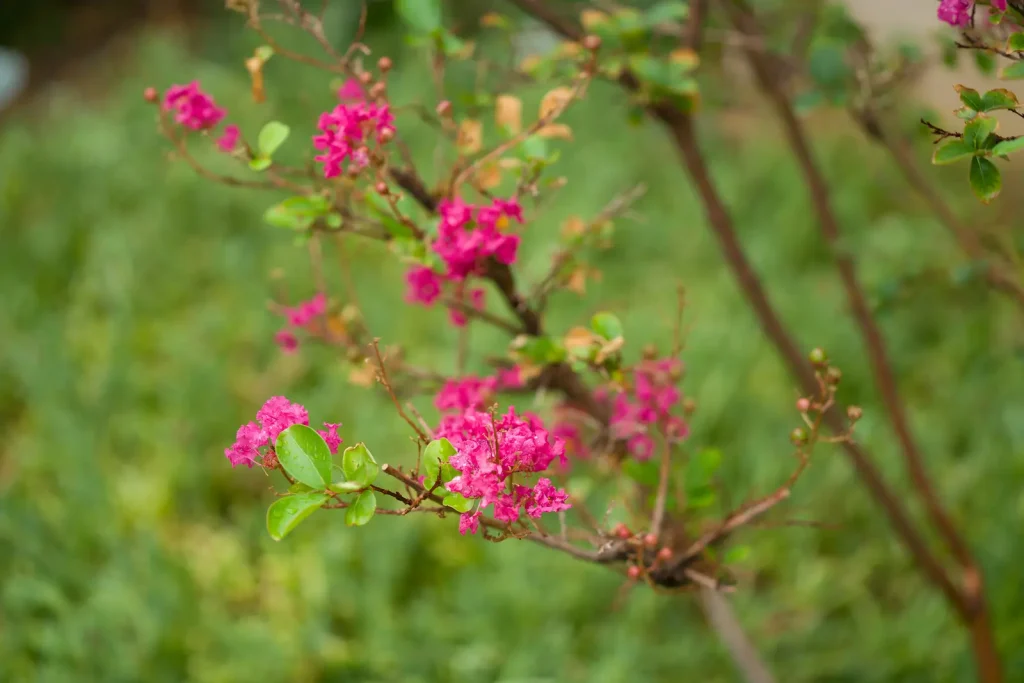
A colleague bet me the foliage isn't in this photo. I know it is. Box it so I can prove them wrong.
[1,7,1024,683]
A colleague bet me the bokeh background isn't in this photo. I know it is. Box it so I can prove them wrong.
[2,1,1023,682]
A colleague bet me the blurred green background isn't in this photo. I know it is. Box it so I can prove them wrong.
[2,3,1023,682]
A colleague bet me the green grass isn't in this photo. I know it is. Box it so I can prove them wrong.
[1,23,1023,683]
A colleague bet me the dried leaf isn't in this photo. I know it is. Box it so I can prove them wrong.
[480,12,508,28]
[564,326,598,353]
[537,123,573,140]
[580,9,610,30]
[539,87,574,119]
[245,56,266,104]
[457,119,483,154]
[474,161,503,190]
[348,361,376,388]
[566,268,588,295]
[557,41,583,58]
[594,337,625,364]
[495,94,523,135]
[519,55,544,74]
[561,216,586,239]
[669,48,700,69]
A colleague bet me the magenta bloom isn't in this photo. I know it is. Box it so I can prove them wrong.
[434,376,499,413]
[163,81,226,131]
[312,102,395,178]
[495,365,524,390]
[405,266,443,305]
[435,406,570,533]
[432,198,524,280]
[217,124,240,152]
[285,293,327,327]
[609,356,688,460]
[224,396,341,468]
[337,78,366,103]
[937,0,1006,26]
[274,329,299,354]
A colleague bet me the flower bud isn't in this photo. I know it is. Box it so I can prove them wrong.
[436,100,453,117]
[826,367,842,385]
[847,405,863,422]
[369,82,386,100]
[143,87,158,103]
[358,71,373,85]
[613,522,631,539]
[790,427,809,446]
[627,565,642,580]
[375,181,389,196]
[808,347,827,367]
[656,546,673,562]
[796,397,811,413]
[377,56,393,73]
[378,128,395,144]
[643,533,658,547]
[583,35,602,51]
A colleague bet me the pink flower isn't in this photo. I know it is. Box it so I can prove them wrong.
[217,124,240,152]
[274,329,299,354]
[312,102,395,178]
[436,406,570,533]
[285,293,327,327]
[337,78,366,103]
[608,356,688,459]
[449,286,486,327]
[163,81,226,131]
[458,511,482,535]
[431,197,523,280]
[937,0,1005,26]
[405,266,443,305]
[496,365,524,390]
[224,397,341,469]
[435,376,498,412]
[318,422,343,454]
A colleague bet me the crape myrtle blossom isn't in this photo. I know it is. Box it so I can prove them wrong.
[435,406,571,535]
[273,293,327,354]
[404,197,523,322]
[225,396,341,467]
[433,368,525,414]
[937,0,1006,26]
[163,81,226,131]
[609,357,690,461]
[312,82,396,178]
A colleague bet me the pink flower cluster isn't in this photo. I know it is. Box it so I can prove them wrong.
[274,293,327,354]
[225,396,342,467]
[435,406,571,534]
[313,82,395,178]
[163,81,242,154]
[937,0,1005,26]
[164,81,226,131]
[404,197,523,326]
[434,367,525,413]
[609,357,689,460]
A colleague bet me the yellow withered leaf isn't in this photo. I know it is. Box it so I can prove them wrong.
[580,9,610,30]
[457,119,483,154]
[564,326,598,353]
[561,216,586,239]
[495,94,523,135]
[539,87,574,119]
[537,123,573,140]
[474,162,503,190]
[566,268,588,295]
[669,48,700,69]
[480,12,507,28]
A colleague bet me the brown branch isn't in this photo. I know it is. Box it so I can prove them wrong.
[726,3,1001,680]
[502,0,989,673]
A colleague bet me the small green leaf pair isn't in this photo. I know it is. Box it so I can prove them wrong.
[249,121,290,172]
[422,438,474,513]
[266,425,380,541]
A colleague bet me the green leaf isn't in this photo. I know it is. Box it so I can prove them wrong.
[342,443,379,487]
[685,448,722,507]
[521,134,548,161]
[329,480,363,493]
[723,545,751,564]
[266,493,329,541]
[687,485,717,509]
[628,54,698,97]
[980,88,1019,111]
[275,424,333,489]
[955,85,985,110]
[974,51,997,76]
[255,45,274,62]
[512,335,567,364]
[964,115,998,149]
[991,136,1024,156]
[999,60,1024,80]
[443,492,475,513]
[1008,32,1024,52]
[642,1,688,25]
[395,0,442,34]
[257,121,290,158]
[263,194,332,230]
[422,438,457,488]
[793,89,826,115]
[288,482,313,493]
[366,192,416,238]
[931,139,975,165]
[622,459,660,487]
[969,156,1002,203]
[345,490,377,526]
[249,156,272,172]
[591,312,624,340]
[807,41,851,93]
